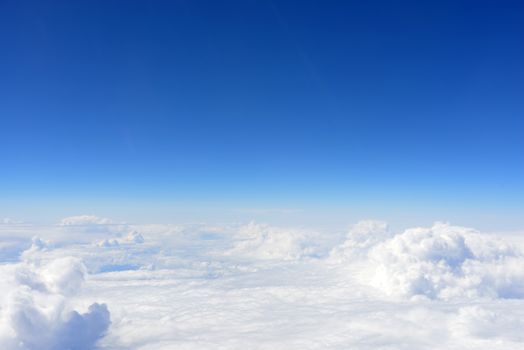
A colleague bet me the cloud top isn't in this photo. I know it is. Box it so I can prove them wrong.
[227,222,316,260]
[0,256,110,350]
[366,222,524,299]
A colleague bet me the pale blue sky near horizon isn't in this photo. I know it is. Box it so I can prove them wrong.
[1,0,523,230]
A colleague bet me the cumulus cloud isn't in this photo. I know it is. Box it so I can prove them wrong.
[330,220,392,261]
[18,237,50,263]
[361,222,524,299]
[96,231,144,248]
[226,222,316,260]
[96,238,120,248]
[56,216,146,250]
[58,215,130,238]
[121,230,145,244]
[0,255,111,350]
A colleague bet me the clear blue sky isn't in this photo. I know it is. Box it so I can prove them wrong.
[1,0,523,229]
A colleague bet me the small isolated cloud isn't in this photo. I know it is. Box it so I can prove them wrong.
[96,231,144,248]
[96,238,120,248]
[0,254,111,350]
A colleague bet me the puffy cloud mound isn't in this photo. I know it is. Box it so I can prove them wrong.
[96,238,120,248]
[330,220,392,261]
[227,222,316,260]
[20,237,49,261]
[0,257,111,350]
[59,215,135,239]
[123,231,145,244]
[96,230,144,248]
[367,222,524,299]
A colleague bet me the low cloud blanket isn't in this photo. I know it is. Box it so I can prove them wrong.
[1,217,524,349]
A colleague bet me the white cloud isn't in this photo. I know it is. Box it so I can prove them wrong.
[366,222,524,299]
[452,305,524,342]
[330,220,392,261]
[95,230,144,248]
[0,255,110,350]
[2,217,524,349]
[58,215,131,238]
[226,222,317,260]
[59,215,113,226]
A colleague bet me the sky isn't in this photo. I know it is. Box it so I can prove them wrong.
[1,3,524,349]
[1,0,523,229]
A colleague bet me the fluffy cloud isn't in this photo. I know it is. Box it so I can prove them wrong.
[0,255,111,350]
[96,230,144,248]
[58,215,130,238]
[2,216,524,349]
[226,222,317,260]
[330,220,392,261]
[352,222,524,299]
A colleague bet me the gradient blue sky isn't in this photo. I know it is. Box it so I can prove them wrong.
[1,0,523,229]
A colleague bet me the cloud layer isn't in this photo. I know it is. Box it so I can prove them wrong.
[1,216,524,349]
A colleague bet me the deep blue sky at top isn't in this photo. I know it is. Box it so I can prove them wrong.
[0,0,523,226]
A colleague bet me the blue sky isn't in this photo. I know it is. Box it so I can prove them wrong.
[1,0,523,229]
